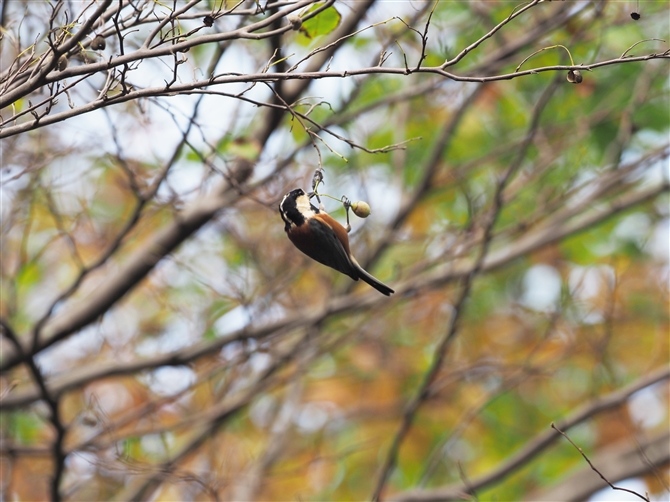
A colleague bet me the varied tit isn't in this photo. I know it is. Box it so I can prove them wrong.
[279,188,395,296]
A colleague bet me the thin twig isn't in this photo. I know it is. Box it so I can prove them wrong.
[551,423,650,502]
[0,319,67,502]
[4,51,669,140]
[621,38,666,59]
[2,179,667,385]
[371,78,560,501]
[389,366,670,501]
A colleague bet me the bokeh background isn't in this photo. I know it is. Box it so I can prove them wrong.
[1,0,668,500]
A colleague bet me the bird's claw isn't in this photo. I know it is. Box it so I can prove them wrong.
[312,168,324,191]
[342,195,352,232]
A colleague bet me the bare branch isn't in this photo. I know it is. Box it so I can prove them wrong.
[551,423,651,502]
[532,431,669,501]
[370,77,561,502]
[390,366,670,501]
[2,178,667,400]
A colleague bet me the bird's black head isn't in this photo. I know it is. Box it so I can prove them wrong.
[279,188,317,231]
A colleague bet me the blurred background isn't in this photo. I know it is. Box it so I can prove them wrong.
[1,0,668,500]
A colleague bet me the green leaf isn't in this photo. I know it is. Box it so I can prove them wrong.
[16,261,41,289]
[298,5,341,44]
[9,412,44,445]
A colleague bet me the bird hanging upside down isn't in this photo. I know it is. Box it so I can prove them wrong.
[279,188,394,296]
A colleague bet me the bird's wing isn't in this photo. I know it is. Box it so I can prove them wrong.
[288,218,358,280]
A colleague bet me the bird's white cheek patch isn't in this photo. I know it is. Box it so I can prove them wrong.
[296,196,316,218]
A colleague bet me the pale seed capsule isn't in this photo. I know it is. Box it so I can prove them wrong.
[57,54,68,71]
[567,70,582,84]
[287,14,302,30]
[351,201,371,218]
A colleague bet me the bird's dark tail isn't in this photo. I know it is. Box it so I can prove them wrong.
[350,257,394,296]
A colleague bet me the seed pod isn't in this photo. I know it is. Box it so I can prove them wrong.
[566,69,582,84]
[287,14,302,31]
[57,54,68,71]
[203,14,214,27]
[81,412,98,427]
[91,34,106,50]
[351,201,371,218]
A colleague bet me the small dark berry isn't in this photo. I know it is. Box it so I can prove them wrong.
[91,34,106,50]
[57,54,68,71]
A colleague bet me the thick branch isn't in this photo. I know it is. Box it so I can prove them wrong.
[2,181,666,398]
[0,160,252,371]
[3,53,668,139]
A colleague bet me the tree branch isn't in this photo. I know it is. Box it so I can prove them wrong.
[534,429,668,502]
[2,180,667,402]
[389,366,670,501]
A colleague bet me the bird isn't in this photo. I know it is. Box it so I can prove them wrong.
[279,188,395,296]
